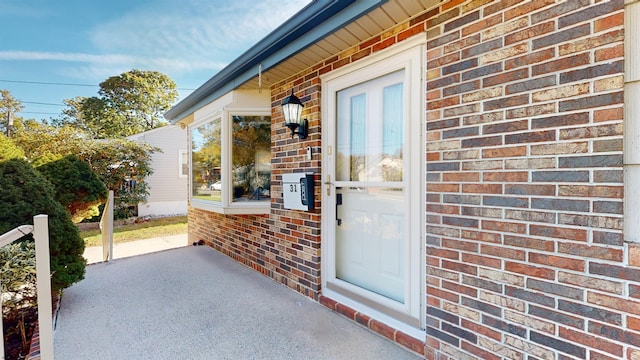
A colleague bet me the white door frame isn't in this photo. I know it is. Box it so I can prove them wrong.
[321,34,426,338]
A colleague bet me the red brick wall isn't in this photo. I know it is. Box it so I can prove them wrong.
[188,205,321,299]
[189,6,433,355]
[188,0,640,358]
[426,0,635,359]
[189,2,431,305]
[187,77,324,300]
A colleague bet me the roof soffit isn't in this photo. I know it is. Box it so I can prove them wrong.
[240,0,440,90]
[166,0,440,122]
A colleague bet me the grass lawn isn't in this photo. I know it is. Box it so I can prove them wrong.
[81,215,188,247]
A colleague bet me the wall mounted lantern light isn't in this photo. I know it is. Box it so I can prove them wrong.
[281,90,308,139]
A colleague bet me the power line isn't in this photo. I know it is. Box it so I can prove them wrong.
[0,79,96,87]
[0,78,196,91]
[22,101,65,107]
[21,111,59,115]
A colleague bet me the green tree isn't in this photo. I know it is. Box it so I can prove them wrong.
[0,134,24,160]
[50,96,107,136]
[56,69,178,138]
[12,120,156,218]
[81,139,157,218]
[0,158,85,291]
[78,96,128,139]
[11,120,86,166]
[100,69,178,129]
[52,96,83,127]
[37,155,108,223]
[0,89,24,136]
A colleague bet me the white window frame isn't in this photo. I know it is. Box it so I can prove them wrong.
[321,34,426,338]
[178,149,188,178]
[189,102,271,215]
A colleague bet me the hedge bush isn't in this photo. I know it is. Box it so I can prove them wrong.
[0,158,85,291]
[36,155,107,223]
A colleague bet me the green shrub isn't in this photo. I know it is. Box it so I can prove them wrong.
[0,241,37,354]
[0,159,85,291]
[0,134,24,161]
[36,155,107,223]
[0,242,37,315]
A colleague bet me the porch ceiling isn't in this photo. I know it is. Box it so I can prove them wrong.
[165,0,441,123]
[237,0,439,91]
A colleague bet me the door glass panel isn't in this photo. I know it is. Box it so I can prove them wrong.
[337,93,365,181]
[336,70,404,182]
[382,83,403,182]
[349,94,366,181]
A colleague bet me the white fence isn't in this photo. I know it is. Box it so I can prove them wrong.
[0,215,53,360]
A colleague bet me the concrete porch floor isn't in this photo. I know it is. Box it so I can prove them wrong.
[54,246,422,359]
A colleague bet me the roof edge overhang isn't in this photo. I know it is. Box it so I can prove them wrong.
[165,0,387,122]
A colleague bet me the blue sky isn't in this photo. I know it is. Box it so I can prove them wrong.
[0,0,311,121]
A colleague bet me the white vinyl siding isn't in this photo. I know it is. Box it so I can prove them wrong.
[128,125,188,216]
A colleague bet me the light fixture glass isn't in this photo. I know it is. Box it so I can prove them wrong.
[282,90,308,139]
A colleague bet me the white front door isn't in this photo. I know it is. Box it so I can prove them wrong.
[334,70,407,305]
[322,38,424,330]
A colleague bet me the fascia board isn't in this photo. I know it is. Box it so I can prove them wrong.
[165,0,386,122]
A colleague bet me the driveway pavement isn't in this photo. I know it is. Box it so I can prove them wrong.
[55,245,422,359]
[83,233,188,264]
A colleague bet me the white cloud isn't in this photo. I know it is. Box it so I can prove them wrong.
[0,50,227,81]
[0,51,136,64]
[0,0,311,88]
[89,0,311,72]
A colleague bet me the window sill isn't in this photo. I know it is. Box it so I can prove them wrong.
[190,198,270,215]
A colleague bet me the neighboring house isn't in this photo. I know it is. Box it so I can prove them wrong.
[166,1,640,359]
[127,125,188,217]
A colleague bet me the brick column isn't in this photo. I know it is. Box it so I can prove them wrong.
[625,1,640,250]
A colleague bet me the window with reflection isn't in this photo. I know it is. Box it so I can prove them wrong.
[191,117,222,202]
[190,113,271,211]
[231,115,271,202]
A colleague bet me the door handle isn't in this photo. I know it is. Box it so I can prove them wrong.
[323,175,332,196]
[323,181,332,196]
